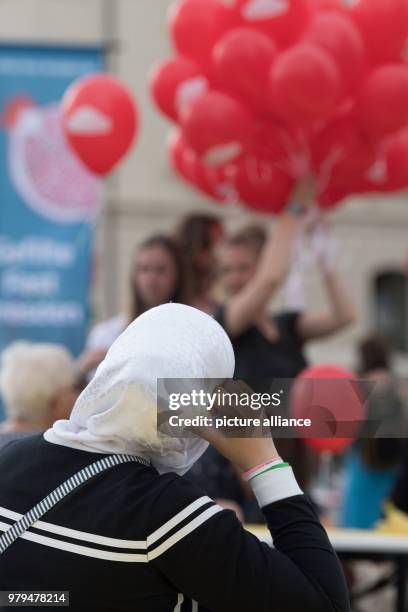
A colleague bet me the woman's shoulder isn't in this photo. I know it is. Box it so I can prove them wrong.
[145,471,217,533]
[86,314,128,350]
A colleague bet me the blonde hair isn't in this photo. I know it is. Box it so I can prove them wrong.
[0,341,75,426]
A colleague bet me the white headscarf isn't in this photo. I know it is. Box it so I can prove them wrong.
[44,303,235,475]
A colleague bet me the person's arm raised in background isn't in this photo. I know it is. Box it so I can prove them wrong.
[296,215,357,341]
[222,179,312,338]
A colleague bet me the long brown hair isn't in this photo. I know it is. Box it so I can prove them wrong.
[129,235,185,321]
[175,214,223,304]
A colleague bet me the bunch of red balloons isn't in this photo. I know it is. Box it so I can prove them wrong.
[150,0,408,214]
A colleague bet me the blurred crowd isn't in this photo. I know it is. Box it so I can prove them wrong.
[0,208,407,538]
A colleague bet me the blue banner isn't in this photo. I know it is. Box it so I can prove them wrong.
[0,46,103,420]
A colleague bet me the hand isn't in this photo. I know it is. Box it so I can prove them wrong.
[308,217,338,273]
[192,380,281,473]
[289,176,316,210]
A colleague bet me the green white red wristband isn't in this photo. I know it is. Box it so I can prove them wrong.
[243,458,288,482]
[244,460,304,508]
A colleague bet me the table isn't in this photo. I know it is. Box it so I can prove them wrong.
[246,526,408,612]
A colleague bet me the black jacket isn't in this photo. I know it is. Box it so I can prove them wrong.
[0,434,349,612]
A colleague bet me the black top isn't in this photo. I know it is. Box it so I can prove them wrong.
[0,434,349,612]
[215,309,307,382]
[0,431,33,452]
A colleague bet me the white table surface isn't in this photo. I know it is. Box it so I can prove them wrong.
[246,525,408,555]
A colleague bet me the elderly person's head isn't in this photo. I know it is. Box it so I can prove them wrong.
[0,341,78,433]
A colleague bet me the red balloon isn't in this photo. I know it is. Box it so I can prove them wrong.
[357,129,408,194]
[290,364,366,455]
[356,65,408,140]
[62,74,138,176]
[307,437,352,455]
[307,0,343,12]
[213,28,278,115]
[231,0,310,48]
[180,91,253,165]
[303,12,366,96]
[150,56,208,121]
[312,116,375,185]
[270,44,341,124]
[169,0,232,70]
[249,119,300,167]
[168,130,237,202]
[350,0,408,64]
[317,183,353,209]
[382,129,408,191]
[235,155,293,213]
[168,130,186,182]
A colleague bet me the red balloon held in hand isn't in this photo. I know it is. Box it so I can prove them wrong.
[270,44,341,124]
[302,12,366,96]
[180,90,253,166]
[150,57,208,121]
[356,65,408,139]
[169,0,232,71]
[290,364,366,455]
[62,74,138,176]
[232,0,310,48]
[213,28,278,114]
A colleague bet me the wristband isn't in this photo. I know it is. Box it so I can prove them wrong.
[243,458,287,482]
[287,202,304,217]
[250,463,303,508]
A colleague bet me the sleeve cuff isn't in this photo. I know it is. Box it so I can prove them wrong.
[249,465,304,508]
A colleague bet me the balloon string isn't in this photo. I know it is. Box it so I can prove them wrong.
[318,146,344,193]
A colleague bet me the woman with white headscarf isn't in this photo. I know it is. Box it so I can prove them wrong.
[0,304,349,612]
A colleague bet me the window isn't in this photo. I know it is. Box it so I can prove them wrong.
[372,271,408,352]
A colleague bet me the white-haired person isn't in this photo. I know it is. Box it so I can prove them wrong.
[0,341,79,450]
[0,305,349,612]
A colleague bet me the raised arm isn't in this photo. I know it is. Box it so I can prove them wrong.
[149,430,350,612]
[223,202,310,340]
[222,179,317,337]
